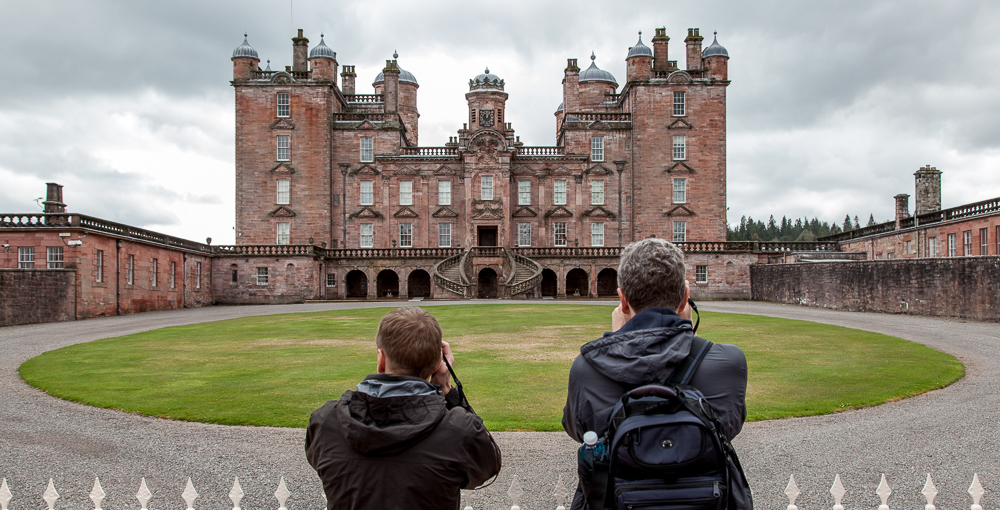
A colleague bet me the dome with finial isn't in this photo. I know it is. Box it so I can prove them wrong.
[264,60,272,72]
[626,31,653,59]
[309,33,337,60]
[372,51,419,85]
[555,102,564,113]
[469,67,504,91]
[579,52,617,85]
[232,34,259,60]
[702,31,729,58]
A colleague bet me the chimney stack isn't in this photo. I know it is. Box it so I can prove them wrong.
[341,65,357,95]
[562,58,580,115]
[894,194,910,228]
[383,59,400,113]
[43,183,66,213]
[685,28,704,70]
[652,28,669,71]
[913,165,942,215]
[292,29,309,73]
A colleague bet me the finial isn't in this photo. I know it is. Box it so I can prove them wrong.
[485,67,490,74]
[393,49,398,59]
[715,30,718,37]
[320,32,325,38]
[639,31,642,36]
[244,32,248,38]
[591,51,596,60]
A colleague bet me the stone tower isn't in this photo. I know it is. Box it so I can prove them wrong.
[914,165,942,215]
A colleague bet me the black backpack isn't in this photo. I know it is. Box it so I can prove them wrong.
[588,337,753,510]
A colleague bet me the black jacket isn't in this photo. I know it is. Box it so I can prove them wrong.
[305,374,500,510]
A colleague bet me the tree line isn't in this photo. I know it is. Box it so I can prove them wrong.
[727,214,880,241]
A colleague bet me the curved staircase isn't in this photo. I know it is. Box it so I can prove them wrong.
[505,250,543,297]
[432,250,472,297]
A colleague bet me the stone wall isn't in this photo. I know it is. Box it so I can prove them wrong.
[751,257,1000,321]
[212,255,324,304]
[0,269,76,326]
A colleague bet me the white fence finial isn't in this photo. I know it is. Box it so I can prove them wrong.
[876,474,892,510]
[136,477,152,510]
[229,477,244,510]
[968,474,984,510]
[42,479,59,510]
[785,474,800,510]
[0,478,11,510]
[507,475,524,510]
[182,478,198,510]
[921,474,937,510]
[274,477,290,510]
[553,474,570,510]
[90,478,106,510]
[830,474,847,510]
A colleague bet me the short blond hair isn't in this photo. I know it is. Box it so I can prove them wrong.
[376,307,443,378]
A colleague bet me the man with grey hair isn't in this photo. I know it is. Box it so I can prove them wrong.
[562,238,748,510]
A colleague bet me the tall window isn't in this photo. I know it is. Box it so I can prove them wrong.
[399,223,413,247]
[152,258,158,287]
[438,180,451,205]
[360,136,373,162]
[696,265,708,283]
[360,181,374,205]
[277,93,290,117]
[399,180,413,206]
[518,181,531,205]
[554,179,567,205]
[554,222,567,246]
[438,223,452,247]
[673,221,687,242]
[360,223,374,248]
[481,175,494,200]
[276,135,290,161]
[276,222,290,245]
[929,237,938,257]
[17,247,34,269]
[276,179,290,204]
[672,135,686,160]
[981,228,989,255]
[256,267,269,286]
[170,261,176,289]
[518,222,531,247]
[127,255,134,285]
[591,222,605,247]
[196,261,202,289]
[591,180,604,205]
[96,249,104,283]
[947,233,956,257]
[46,246,63,269]
[591,137,604,162]
[963,230,973,256]
[673,178,687,203]
[673,91,686,116]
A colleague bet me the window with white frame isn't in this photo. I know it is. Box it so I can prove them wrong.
[399,180,413,206]
[947,233,956,257]
[276,135,290,161]
[518,181,531,205]
[46,246,63,269]
[276,179,290,204]
[673,91,686,116]
[152,258,158,287]
[277,92,290,117]
[276,222,290,244]
[591,180,605,205]
[438,223,452,247]
[96,249,104,282]
[696,265,708,283]
[591,137,604,162]
[591,222,605,247]
[673,178,687,203]
[170,261,176,289]
[326,273,337,287]
[981,228,989,255]
[399,223,413,247]
[672,135,686,160]
[554,179,567,205]
[438,180,451,205]
[554,222,567,246]
[929,237,938,257]
[673,221,687,242]
[360,223,374,248]
[195,261,201,289]
[905,240,912,255]
[127,255,134,285]
[963,230,972,256]
[360,180,374,205]
[360,136,374,162]
[256,267,269,286]
[518,222,531,247]
[17,247,34,269]
[481,175,494,200]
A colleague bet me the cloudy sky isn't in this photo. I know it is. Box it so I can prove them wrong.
[2,0,999,244]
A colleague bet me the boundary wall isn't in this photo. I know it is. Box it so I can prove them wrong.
[0,269,75,326]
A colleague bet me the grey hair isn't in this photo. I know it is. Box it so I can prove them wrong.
[617,238,687,313]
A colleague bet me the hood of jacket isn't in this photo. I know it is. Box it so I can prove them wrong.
[335,373,447,456]
[580,307,695,386]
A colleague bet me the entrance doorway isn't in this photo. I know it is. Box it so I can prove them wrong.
[540,269,557,297]
[477,226,498,247]
[345,270,368,298]
[477,268,498,298]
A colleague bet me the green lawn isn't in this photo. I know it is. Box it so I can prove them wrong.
[19,305,963,431]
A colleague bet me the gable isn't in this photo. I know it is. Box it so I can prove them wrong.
[584,164,613,176]
[544,206,574,218]
[349,206,384,219]
[432,206,459,218]
[270,119,296,130]
[434,165,457,175]
[472,204,504,220]
[269,206,297,218]
[395,166,418,175]
[664,162,698,174]
[270,163,296,175]
[667,118,693,130]
[664,205,696,217]
[393,206,419,218]
[350,164,380,176]
[582,206,617,219]
[549,165,573,176]
[511,206,538,218]
[512,165,535,176]
[355,119,377,130]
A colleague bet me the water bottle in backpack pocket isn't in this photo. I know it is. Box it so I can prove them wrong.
[578,431,610,508]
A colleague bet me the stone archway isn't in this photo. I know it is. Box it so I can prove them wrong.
[477,268,498,299]
[597,268,618,297]
[345,270,368,298]
[566,268,589,297]
[376,270,400,298]
[407,269,431,298]
[541,269,557,297]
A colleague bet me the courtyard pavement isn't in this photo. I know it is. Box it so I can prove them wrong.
[0,301,997,510]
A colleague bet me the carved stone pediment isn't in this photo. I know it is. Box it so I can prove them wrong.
[349,207,384,219]
[355,119,377,130]
[512,206,538,218]
[544,206,574,218]
[472,199,504,219]
[272,72,293,84]
[664,162,698,174]
[434,165,457,175]
[350,164,380,176]
[395,166,417,175]
[270,119,296,130]
[549,165,573,176]
[432,206,459,218]
[667,71,694,84]
[664,205,696,217]
[668,118,693,129]
[582,206,617,219]
[393,206,419,218]
[585,164,613,176]
[269,206,297,217]
[512,165,535,176]
[270,163,296,174]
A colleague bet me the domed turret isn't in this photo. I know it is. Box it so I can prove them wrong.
[579,53,618,85]
[555,102,564,113]
[469,68,504,91]
[231,34,260,81]
[701,32,729,58]
[626,33,654,59]
[702,32,729,80]
[373,52,418,86]
[232,34,259,60]
[309,33,338,81]
[309,34,337,60]
[626,31,653,82]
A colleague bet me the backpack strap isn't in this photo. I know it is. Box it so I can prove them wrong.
[666,335,713,385]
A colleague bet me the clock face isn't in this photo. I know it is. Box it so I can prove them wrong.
[479,109,495,127]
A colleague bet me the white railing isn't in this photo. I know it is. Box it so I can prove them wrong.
[782,473,986,510]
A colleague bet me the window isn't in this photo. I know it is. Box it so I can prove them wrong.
[360,223,374,248]
[170,261,176,289]
[481,175,494,200]
[963,230,973,256]
[399,180,413,206]
[360,180,374,205]
[673,221,687,242]
[673,178,687,204]
[276,179,290,205]
[673,91,686,116]
[591,180,604,205]
[904,240,912,255]
[696,265,708,283]
[438,180,451,205]
[276,135,290,161]
[276,222,290,245]
[152,258,158,287]
[554,179,567,205]
[672,135,686,160]
[929,237,938,257]
[981,228,989,255]
[518,222,531,247]
[438,223,452,247]
[326,273,337,287]
[277,92,290,117]
[127,255,134,285]
[231,268,238,283]
[399,223,413,247]
[196,261,202,289]
[46,246,63,269]
[256,267,269,286]
[96,250,104,282]
[17,247,34,269]
[554,222,567,246]
[518,181,531,205]
[360,136,373,162]
[591,222,605,247]
[947,233,956,257]
[591,137,604,162]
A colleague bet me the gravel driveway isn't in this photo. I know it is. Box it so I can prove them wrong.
[0,301,996,510]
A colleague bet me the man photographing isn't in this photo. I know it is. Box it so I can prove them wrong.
[306,307,500,509]
[562,239,748,510]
